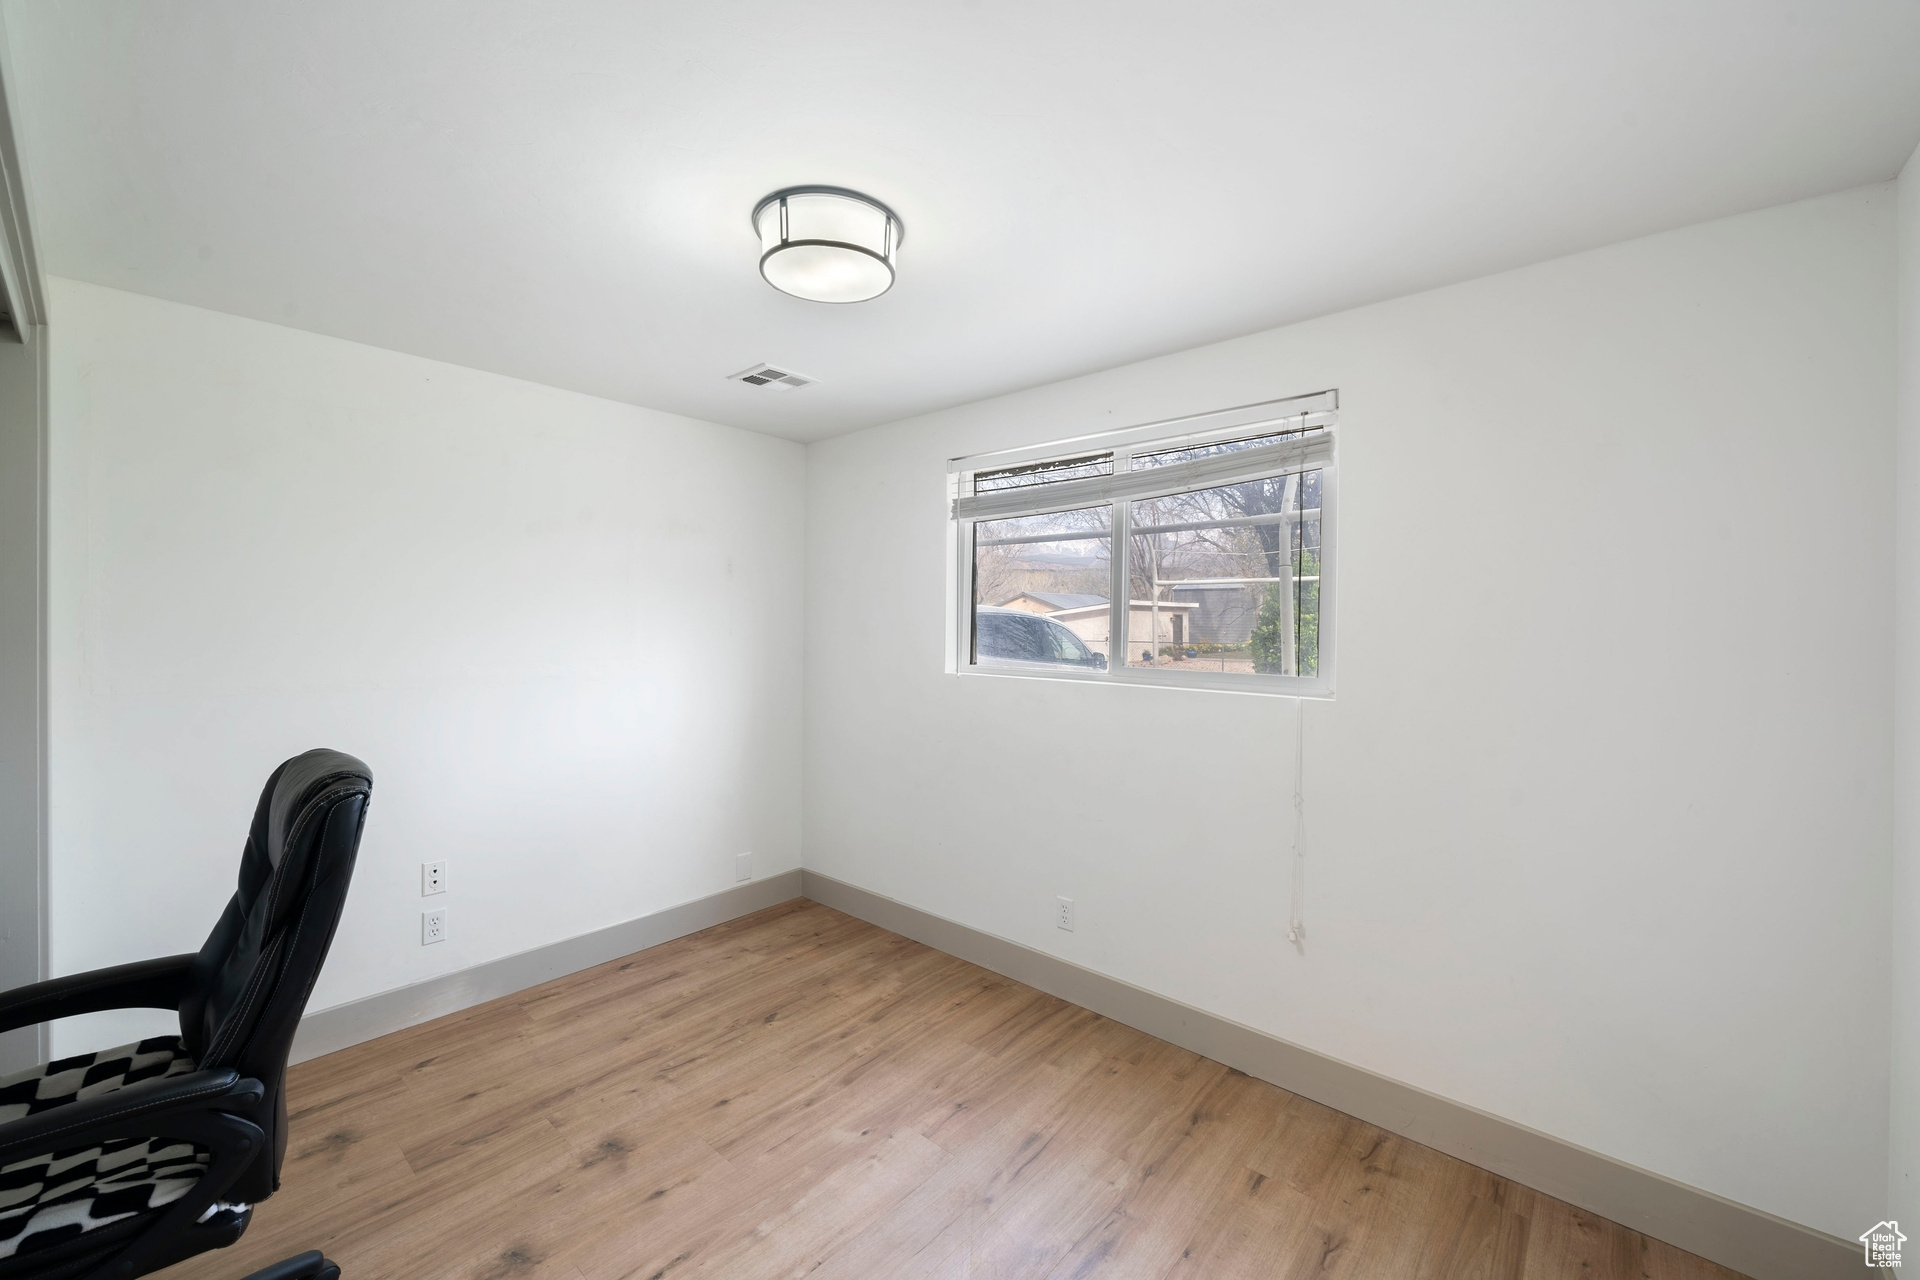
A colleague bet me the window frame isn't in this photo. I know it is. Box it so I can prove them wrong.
[947,391,1338,698]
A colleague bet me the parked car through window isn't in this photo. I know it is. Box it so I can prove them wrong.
[974,607,1107,670]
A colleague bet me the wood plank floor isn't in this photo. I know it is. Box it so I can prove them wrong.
[163,901,1748,1280]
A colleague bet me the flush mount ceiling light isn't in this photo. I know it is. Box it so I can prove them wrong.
[752,186,903,303]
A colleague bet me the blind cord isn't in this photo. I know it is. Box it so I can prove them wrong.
[1287,695,1306,949]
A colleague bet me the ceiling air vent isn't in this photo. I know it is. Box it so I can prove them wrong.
[728,362,816,390]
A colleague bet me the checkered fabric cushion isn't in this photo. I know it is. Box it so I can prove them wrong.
[0,1038,209,1261]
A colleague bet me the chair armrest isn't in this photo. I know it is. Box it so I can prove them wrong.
[0,1066,256,1165]
[0,1068,272,1280]
[0,953,196,1035]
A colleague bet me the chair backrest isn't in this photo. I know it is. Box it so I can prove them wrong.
[176,749,372,1198]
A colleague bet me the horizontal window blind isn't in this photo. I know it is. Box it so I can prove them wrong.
[953,430,1333,522]
[973,453,1114,493]
[1130,424,1324,470]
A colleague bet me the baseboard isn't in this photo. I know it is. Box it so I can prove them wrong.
[291,869,803,1064]
[796,870,1857,1280]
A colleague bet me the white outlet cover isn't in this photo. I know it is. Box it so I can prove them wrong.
[735,852,752,883]
[422,860,447,896]
[422,909,446,945]
[1056,896,1075,932]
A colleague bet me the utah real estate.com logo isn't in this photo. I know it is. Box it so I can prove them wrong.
[1862,1220,1906,1268]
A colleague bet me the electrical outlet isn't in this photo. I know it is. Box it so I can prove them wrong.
[422,909,446,945]
[735,852,752,883]
[422,860,447,896]
[1056,896,1075,932]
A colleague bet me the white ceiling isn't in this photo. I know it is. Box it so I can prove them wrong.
[7,1,1920,442]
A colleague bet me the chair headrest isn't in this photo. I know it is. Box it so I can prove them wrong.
[266,749,373,871]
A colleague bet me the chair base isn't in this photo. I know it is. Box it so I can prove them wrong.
[237,1251,339,1280]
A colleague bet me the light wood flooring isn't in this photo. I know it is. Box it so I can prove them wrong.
[165,900,1747,1280]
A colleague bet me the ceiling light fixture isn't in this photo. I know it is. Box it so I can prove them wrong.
[752,186,903,303]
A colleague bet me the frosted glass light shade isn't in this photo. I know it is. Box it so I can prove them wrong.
[752,187,903,303]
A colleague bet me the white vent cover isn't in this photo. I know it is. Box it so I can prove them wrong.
[727,363,816,390]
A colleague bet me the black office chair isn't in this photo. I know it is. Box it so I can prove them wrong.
[0,749,372,1280]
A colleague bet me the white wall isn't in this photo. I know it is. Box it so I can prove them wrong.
[47,278,804,1053]
[1894,140,1920,1240]
[804,187,1895,1238]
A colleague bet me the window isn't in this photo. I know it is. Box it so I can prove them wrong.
[949,392,1336,695]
